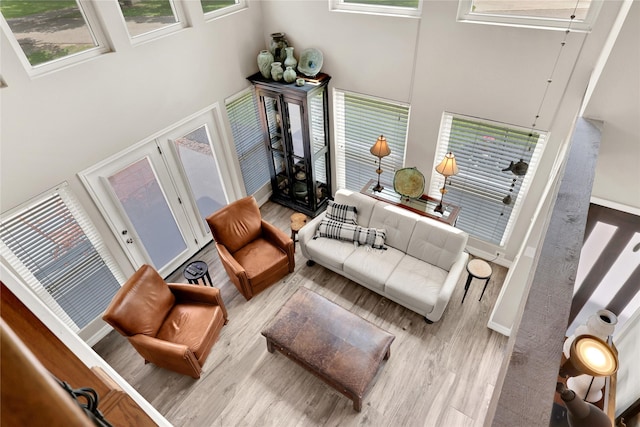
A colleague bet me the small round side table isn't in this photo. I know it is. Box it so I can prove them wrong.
[462,258,492,303]
[290,213,308,251]
[184,260,212,286]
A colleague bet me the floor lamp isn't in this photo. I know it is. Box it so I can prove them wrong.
[434,152,458,213]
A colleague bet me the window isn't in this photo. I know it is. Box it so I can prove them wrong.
[334,90,410,191]
[457,0,602,31]
[0,183,124,333]
[116,0,186,40]
[201,0,245,19]
[226,88,271,196]
[0,0,108,73]
[430,113,546,246]
[330,0,421,18]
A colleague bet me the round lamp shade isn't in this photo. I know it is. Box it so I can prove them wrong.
[570,335,618,377]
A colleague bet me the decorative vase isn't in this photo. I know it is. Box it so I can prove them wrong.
[270,62,284,82]
[283,66,297,83]
[257,50,274,79]
[284,46,297,69]
[269,32,289,64]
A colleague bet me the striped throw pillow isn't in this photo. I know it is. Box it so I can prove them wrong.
[325,200,358,225]
[315,218,386,249]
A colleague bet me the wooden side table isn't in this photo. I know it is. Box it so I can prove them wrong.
[462,258,492,303]
[290,213,307,251]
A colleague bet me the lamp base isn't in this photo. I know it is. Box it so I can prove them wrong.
[434,203,444,214]
[372,183,384,192]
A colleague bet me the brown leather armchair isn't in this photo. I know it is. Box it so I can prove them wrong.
[102,265,228,379]
[206,196,294,300]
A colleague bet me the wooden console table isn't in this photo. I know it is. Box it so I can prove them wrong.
[360,179,460,226]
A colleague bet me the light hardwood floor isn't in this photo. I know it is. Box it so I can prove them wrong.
[93,201,509,427]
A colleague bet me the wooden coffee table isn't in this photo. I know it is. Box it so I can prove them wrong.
[261,287,395,411]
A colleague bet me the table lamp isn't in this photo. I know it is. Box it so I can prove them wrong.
[434,152,458,213]
[370,135,391,192]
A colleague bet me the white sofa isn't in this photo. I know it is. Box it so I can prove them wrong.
[298,189,469,323]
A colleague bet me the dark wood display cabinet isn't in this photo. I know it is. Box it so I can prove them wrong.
[248,72,332,217]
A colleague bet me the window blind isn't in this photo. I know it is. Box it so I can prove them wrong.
[430,113,546,246]
[334,90,410,191]
[226,88,270,196]
[0,183,124,332]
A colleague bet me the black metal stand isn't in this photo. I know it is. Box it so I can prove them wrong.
[373,158,384,192]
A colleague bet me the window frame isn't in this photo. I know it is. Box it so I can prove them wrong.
[201,0,247,21]
[0,0,110,76]
[429,112,547,247]
[329,0,422,18]
[117,0,189,45]
[457,0,603,32]
[333,89,410,192]
[225,87,271,196]
[0,182,125,333]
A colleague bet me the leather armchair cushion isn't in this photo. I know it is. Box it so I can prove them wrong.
[156,302,226,362]
[207,196,262,253]
[233,237,288,281]
[103,265,175,337]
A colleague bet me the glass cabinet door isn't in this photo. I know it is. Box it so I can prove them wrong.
[262,94,289,198]
[309,90,327,155]
[287,101,310,208]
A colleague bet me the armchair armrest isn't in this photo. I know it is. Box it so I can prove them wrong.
[167,283,228,321]
[262,220,294,271]
[128,334,202,378]
[215,243,251,298]
[426,251,469,322]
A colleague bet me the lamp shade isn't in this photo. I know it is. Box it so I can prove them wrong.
[370,135,391,158]
[435,152,459,177]
[560,334,618,378]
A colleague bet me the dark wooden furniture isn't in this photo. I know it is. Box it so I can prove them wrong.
[360,179,460,226]
[1,283,156,426]
[183,260,212,285]
[261,287,395,411]
[248,72,332,217]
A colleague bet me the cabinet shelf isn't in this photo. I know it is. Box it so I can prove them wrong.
[249,72,332,217]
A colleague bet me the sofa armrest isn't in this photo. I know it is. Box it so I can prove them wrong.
[128,334,202,378]
[298,212,326,260]
[167,284,228,320]
[425,251,469,322]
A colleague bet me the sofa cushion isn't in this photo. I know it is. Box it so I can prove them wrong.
[325,200,358,224]
[304,235,357,270]
[368,204,419,252]
[343,246,405,292]
[385,255,449,313]
[334,189,377,227]
[316,219,386,249]
[406,218,468,271]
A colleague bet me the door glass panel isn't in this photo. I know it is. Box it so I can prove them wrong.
[288,102,305,158]
[117,0,180,38]
[314,154,328,204]
[107,157,187,269]
[174,125,228,224]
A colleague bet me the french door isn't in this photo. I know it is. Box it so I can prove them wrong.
[82,110,234,277]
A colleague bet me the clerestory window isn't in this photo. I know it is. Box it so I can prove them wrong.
[457,0,602,31]
[330,0,422,18]
[0,0,109,74]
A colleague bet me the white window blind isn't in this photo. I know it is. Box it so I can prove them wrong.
[0,183,124,332]
[226,88,270,196]
[430,113,546,246]
[334,90,410,191]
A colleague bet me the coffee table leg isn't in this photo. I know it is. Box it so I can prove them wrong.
[353,397,362,412]
[266,338,275,353]
[384,347,391,360]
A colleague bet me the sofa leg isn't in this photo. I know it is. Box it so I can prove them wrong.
[424,317,433,324]
[306,260,316,267]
